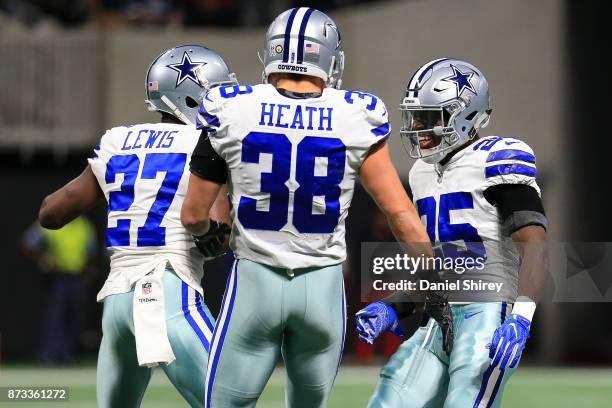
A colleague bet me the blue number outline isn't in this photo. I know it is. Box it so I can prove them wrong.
[137,153,187,246]
[416,192,486,259]
[219,85,253,99]
[237,131,291,231]
[293,136,346,233]
[237,132,347,234]
[106,154,140,246]
[344,90,378,111]
[105,152,186,247]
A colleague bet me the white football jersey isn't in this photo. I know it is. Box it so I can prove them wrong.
[88,123,204,300]
[409,136,541,302]
[197,84,391,269]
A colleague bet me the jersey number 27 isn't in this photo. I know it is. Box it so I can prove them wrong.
[105,153,186,247]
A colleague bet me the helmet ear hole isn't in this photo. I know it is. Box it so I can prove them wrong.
[474,111,491,129]
[185,96,199,108]
[464,110,478,121]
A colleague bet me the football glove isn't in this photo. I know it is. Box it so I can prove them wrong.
[488,314,531,369]
[424,291,454,355]
[193,220,231,260]
[355,301,405,344]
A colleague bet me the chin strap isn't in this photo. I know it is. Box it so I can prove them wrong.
[161,95,192,125]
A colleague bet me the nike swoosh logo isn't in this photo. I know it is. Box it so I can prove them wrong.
[505,141,519,145]
[464,311,483,319]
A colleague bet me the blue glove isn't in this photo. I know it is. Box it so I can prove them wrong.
[488,314,531,369]
[355,302,405,344]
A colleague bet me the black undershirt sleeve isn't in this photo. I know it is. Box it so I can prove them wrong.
[483,184,547,235]
[189,131,228,185]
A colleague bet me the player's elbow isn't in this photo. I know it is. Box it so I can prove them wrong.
[38,196,63,230]
[387,209,420,232]
[180,205,209,234]
[387,209,431,244]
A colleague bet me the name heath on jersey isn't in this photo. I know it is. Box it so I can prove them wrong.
[259,102,334,131]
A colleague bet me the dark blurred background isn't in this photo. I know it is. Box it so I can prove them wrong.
[1,0,610,368]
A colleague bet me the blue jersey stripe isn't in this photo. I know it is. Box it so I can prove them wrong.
[371,122,391,137]
[486,149,535,164]
[205,261,238,408]
[282,8,299,63]
[486,368,506,408]
[197,105,220,128]
[473,364,495,407]
[296,8,315,64]
[485,163,536,178]
[195,292,215,333]
[181,282,210,352]
[335,280,346,376]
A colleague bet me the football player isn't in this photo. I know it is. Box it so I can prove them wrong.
[357,59,548,407]
[38,45,237,408]
[180,8,451,408]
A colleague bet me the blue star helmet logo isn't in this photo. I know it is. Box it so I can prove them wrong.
[442,65,477,96]
[167,51,206,87]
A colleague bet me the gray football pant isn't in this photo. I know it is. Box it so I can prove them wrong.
[97,266,214,407]
[205,259,346,408]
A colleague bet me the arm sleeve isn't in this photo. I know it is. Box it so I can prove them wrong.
[364,95,391,144]
[87,129,114,189]
[195,88,231,159]
[483,139,540,194]
[484,184,547,235]
[189,132,228,185]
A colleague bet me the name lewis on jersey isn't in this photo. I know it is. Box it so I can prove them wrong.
[259,102,333,131]
[121,129,178,151]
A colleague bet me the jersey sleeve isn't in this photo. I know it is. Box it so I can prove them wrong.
[87,127,126,198]
[87,129,114,181]
[362,93,391,146]
[196,87,231,159]
[482,138,541,195]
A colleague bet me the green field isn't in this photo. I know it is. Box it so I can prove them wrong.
[1,365,611,407]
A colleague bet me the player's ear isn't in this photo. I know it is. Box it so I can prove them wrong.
[268,73,279,86]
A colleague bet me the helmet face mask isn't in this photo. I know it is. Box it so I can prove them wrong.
[399,59,491,164]
[145,45,237,125]
[400,101,465,164]
[195,68,238,93]
[262,8,344,89]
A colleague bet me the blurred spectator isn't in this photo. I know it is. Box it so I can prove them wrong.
[182,0,239,27]
[22,216,97,364]
[0,0,90,26]
[100,0,183,26]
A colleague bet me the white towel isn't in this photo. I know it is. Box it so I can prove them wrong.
[133,261,176,367]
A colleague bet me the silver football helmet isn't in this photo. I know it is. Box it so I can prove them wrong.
[400,58,492,164]
[262,7,344,89]
[145,45,237,125]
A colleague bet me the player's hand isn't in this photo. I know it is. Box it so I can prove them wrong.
[355,301,405,344]
[424,291,454,355]
[193,220,231,260]
[488,314,531,369]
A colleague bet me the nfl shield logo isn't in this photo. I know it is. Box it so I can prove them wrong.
[142,282,152,295]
